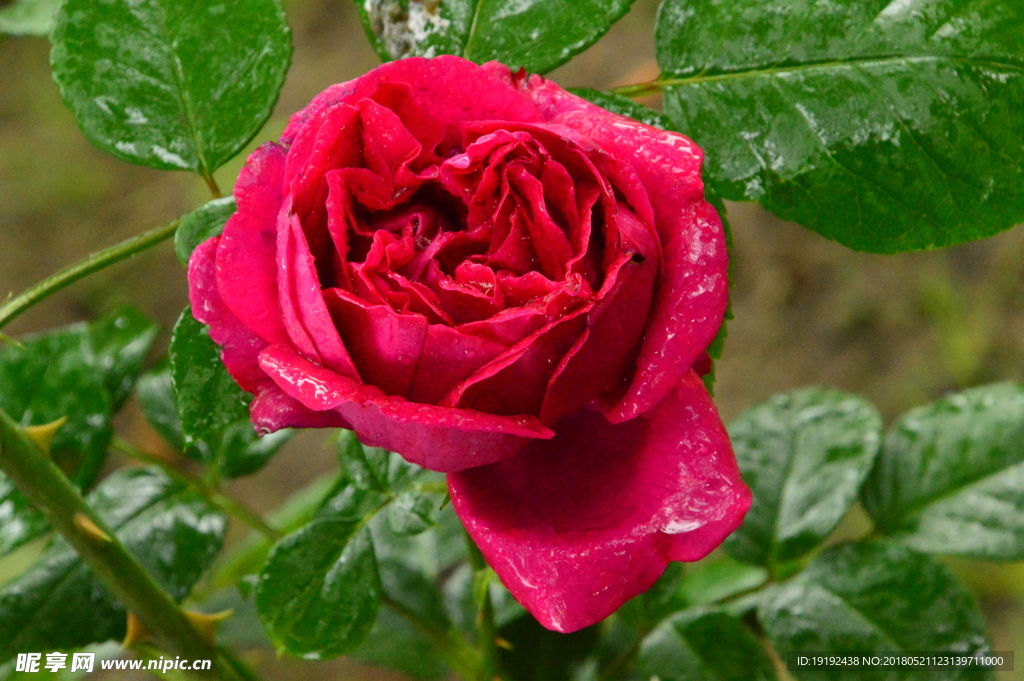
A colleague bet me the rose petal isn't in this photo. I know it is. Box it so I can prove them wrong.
[276,209,361,379]
[191,238,330,432]
[541,205,659,423]
[446,310,589,417]
[250,386,351,432]
[215,142,291,346]
[408,323,506,404]
[324,288,428,398]
[190,238,268,392]
[282,56,546,148]
[258,344,554,472]
[526,82,729,422]
[448,372,751,633]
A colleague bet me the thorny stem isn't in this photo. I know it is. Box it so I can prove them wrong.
[0,410,242,681]
[0,217,181,331]
[113,438,282,542]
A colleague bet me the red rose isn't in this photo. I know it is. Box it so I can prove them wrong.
[188,56,750,632]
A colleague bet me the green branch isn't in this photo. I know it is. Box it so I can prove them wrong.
[0,409,239,681]
[0,217,181,331]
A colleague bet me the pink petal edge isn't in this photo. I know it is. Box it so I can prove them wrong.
[257,343,554,472]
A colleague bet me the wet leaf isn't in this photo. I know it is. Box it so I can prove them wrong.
[724,388,882,567]
[759,541,992,681]
[657,0,1024,253]
[255,518,380,659]
[175,197,236,265]
[639,608,776,681]
[863,383,1024,560]
[51,0,291,174]
[355,0,635,74]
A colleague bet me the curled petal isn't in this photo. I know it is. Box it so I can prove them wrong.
[526,81,729,421]
[258,344,553,472]
[448,372,751,633]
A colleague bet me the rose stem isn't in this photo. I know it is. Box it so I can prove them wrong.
[0,216,182,331]
[0,408,247,681]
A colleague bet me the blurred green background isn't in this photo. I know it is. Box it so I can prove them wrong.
[2,0,1023,677]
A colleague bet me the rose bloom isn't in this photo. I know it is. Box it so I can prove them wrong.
[189,56,750,633]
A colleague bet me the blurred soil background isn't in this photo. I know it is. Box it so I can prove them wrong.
[2,0,1024,677]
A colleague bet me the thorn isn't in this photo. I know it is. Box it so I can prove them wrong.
[495,637,514,651]
[184,609,233,645]
[24,417,67,454]
[73,513,112,543]
[122,612,154,649]
[0,331,24,348]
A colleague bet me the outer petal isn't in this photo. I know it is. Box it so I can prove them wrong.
[526,80,729,422]
[189,237,328,431]
[258,344,553,472]
[448,372,751,633]
[282,56,545,145]
[215,142,290,346]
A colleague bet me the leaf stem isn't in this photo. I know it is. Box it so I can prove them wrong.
[202,173,223,199]
[608,81,665,98]
[0,217,182,331]
[464,531,500,681]
[0,409,239,681]
[113,438,282,542]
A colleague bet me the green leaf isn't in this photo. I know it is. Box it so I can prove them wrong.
[388,490,437,535]
[639,608,776,681]
[0,309,156,557]
[0,0,61,35]
[174,197,236,265]
[656,0,1024,253]
[336,431,444,535]
[211,421,292,479]
[0,475,50,562]
[725,388,882,567]
[145,344,291,480]
[255,518,381,659]
[863,382,1024,560]
[86,307,158,408]
[338,431,391,493]
[758,541,992,680]
[0,467,226,661]
[169,307,248,444]
[136,363,185,452]
[679,555,768,607]
[50,0,291,174]
[355,0,635,74]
